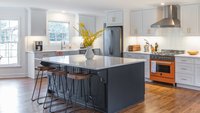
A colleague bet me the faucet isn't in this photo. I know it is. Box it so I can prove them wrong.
[61,41,65,50]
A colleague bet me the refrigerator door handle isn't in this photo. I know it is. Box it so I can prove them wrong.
[109,46,113,55]
[109,30,113,55]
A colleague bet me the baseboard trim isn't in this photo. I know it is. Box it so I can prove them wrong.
[0,73,28,79]
[177,83,200,91]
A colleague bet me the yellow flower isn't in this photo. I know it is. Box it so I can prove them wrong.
[74,23,104,48]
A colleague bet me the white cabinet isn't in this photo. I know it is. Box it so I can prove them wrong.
[142,9,157,36]
[130,8,161,36]
[27,50,79,79]
[195,64,200,86]
[130,11,142,35]
[79,15,96,33]
[181,4,199,35]
[124,52,150,79]
[175,57,195,86]
[106,10,123,26]
[175,57,200,88]
[28,8,47,36]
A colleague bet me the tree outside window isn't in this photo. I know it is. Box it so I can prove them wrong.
[48,21,70,42]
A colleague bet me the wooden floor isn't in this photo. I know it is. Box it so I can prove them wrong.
[0,78,200,113]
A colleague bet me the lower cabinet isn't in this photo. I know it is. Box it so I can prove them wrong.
[175,56,200,88]
[123,52,150,79]
[195,64,200,86]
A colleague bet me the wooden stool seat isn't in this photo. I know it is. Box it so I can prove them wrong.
[48,69,67,76]
[35,66,55,71]
[67,73,90,80]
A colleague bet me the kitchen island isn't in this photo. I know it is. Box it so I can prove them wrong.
[37,55,145,113]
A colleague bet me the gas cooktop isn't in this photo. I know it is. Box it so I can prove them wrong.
[150,49,185,61]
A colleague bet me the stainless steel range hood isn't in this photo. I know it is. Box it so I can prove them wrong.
[151,5,180,28]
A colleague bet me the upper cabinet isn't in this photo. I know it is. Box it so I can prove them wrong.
[130,10,143,35]
[106,10,123,26]
[79,14,96,33]
[28,8,47,36]
[181,4,199,35]
[130,8,161,36]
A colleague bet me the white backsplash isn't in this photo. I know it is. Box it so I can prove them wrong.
[128,28,200,52]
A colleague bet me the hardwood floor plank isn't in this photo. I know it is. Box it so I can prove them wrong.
[1,78,200,113]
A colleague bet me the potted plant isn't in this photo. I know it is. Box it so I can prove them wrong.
[74,23,104,59]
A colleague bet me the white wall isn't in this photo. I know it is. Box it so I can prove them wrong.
[0,7,27,78]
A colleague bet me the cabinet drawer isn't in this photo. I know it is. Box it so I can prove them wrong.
[195,58,200,65]
[176,73,194,85]
[123,53,135,58]
[175,57,194,64]
[175,63,194,75]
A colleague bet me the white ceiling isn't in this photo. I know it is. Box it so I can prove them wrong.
[0,0,200,12]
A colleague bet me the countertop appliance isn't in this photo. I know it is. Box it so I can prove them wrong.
[150,49,184,85]
[103,26,123,57]
[34,41,43,51]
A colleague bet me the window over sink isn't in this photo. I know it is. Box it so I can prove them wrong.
[48,21,70,42]
[0,19,19,66]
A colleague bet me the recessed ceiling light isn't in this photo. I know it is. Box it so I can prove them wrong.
[161,2,165,6]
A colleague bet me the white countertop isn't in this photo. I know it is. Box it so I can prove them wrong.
[36,55,145,70]
[26,49,79,53]
[26,48,100,53]
[175,54,200,58]
[124,51,152,55]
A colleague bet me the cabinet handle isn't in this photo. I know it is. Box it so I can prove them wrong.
[181,68,187,70]
[111,17,116,22]
[181,78,187,81]
[181,60,187,62]
[147,29,151,34]
[187,28,191,33]
[134,29,138,34]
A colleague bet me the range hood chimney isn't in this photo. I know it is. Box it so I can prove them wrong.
[151,5,180,28]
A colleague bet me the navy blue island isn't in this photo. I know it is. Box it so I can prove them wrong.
[37,55,145,113]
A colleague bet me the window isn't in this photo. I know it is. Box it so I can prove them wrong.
[0,20,19,65]
[48,21,70,42]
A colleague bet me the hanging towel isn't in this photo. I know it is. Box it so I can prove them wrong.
[151,61,157,73]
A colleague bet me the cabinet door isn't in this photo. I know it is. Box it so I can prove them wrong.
[142,9,157,36]
[28,8,47,36]
[79,15,96,33]
[130,11,142,35]
[181,5,199,35]
[195,64,200,86]
[106,11,123,26]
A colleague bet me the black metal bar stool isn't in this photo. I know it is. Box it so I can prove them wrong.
[67,68,96,113]
[31,65,55,105]
[44,69,72,113]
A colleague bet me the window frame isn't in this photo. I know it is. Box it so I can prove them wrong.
[47,21,70,43]
[0,17,21,67]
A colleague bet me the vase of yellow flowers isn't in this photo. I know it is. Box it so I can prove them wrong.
[74,23,104,59]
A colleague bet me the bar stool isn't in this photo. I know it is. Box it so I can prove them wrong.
[67,69,96,112]
[31,65,55,105]
[44,69,72,113]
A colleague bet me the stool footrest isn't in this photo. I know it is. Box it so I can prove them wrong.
[67,73,90,80]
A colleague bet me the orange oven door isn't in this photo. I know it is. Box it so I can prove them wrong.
[150,60,175,79]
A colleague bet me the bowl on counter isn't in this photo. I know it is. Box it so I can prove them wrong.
[187,50,199,55]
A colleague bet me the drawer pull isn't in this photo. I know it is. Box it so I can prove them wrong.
[181,60,187,62]
[181,78,187,80]
[181,68,187,70]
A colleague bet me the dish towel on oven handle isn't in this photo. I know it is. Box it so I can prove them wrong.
[151,61,156,73]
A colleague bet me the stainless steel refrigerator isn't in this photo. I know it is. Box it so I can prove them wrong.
[103,26,123,57]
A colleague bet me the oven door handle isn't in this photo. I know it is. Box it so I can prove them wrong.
[156,61,172,65]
